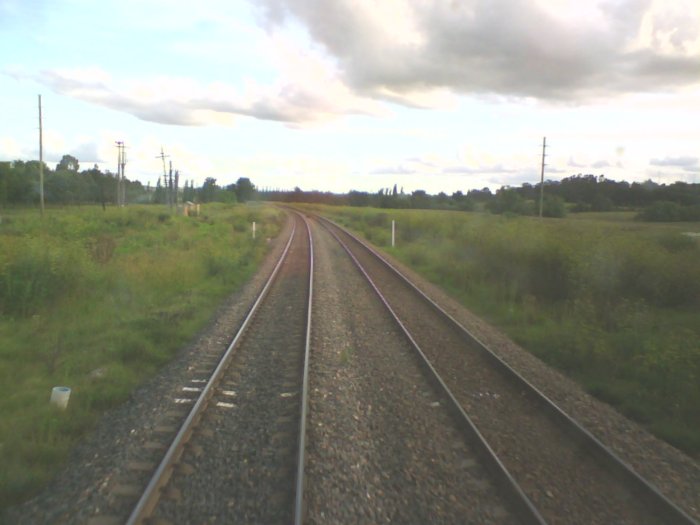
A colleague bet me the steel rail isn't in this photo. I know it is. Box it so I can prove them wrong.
[318,214,698,525]
[126,220,298,525]
[294,212,314,525]
[321,220,546,525]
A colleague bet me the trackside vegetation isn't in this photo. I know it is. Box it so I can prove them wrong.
[0,204,284,509]
[307,205,700,458]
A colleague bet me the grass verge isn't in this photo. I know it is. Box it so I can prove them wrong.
[0,203,284,509]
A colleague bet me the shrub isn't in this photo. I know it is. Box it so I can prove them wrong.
[637,201,683,221]
[0,237,93,316]
[542,195,567,218]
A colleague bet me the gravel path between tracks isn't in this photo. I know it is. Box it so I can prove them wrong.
[2,214,294,525]
[304,220,517,524]
[343,226,700,522]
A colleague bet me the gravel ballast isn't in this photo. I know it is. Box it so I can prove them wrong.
[304,219,517,524]
[328,218,700,524]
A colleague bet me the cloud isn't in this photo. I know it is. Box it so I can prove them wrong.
[370,164,417,175]
[568,156,586,168]
[0,136,24,159]
[14,60,384,126]
[254,0,700,104]
[649,155,699,170]
[592,160,611,169]
[69,141,102,164]
[443,163,517,175]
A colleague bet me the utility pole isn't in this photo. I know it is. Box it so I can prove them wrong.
[168,161,174,209]
[156,147,169,207]
[121,143,127,206]
[539,136,547,218]
[115,141,126,206]
[38,95,44,216]
[115,142,121,206]
[174,170,180,209]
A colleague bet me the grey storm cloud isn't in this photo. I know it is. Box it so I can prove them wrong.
[255,0,700,102]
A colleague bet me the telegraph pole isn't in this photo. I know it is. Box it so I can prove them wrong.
[168,161,174,209]
[120,143,127,206]
[115,142,121,206]
[115,141,126,206]
[539,137,547,218]
[156,147,169,206]
[174,170,180,209]
[38,95,44,216]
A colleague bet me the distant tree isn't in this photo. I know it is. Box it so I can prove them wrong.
[183,180,196,202]
[348,190,370,207]
[0,162,10,207]
[234,177,256,202]
[452,191,476,211]
[215,182,236,204]
[153,177,166,204]
[8,160,40,204]
[467,187,493,202]
[56,154,79,172]
[410,189,430,209]
[199,177,219,203]
[591,195,614,212]
[488,188,532,215]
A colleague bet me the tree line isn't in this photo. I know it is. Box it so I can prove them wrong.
[2,156,698,221]
[0,156,258,208]
[262,174,700,221]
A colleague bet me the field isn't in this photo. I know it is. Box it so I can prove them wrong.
[0,204,283,508]
[304,204,700,458]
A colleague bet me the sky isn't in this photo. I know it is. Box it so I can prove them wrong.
[1,0,699,194]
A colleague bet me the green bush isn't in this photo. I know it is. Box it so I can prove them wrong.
[0,237,93,316]
[638,202,700,222]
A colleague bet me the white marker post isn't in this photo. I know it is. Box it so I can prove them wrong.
[391,220,395,247]
[252,221,256,239]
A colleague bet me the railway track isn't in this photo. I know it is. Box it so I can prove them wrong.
[125,212,313,524]
[86,208,694,524]
[315,213,697,525]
